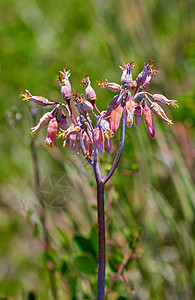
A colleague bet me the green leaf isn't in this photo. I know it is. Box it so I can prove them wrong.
[73,253,97,274]
[74,235,97,258]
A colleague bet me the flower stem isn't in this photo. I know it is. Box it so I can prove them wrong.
[96,180,105,300]
[93,146,105,299]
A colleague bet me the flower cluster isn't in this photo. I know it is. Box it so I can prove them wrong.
[20,61,177,159]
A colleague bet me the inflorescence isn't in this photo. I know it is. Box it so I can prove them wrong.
[20,60,177,162]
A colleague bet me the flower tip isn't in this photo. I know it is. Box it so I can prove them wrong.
[170,100,178,108]
[167,119,173,127]
[19,92,29,100]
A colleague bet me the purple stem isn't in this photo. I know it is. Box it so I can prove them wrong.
[102,111,126,184]
[96,180,105,300]
[93,138,105,300]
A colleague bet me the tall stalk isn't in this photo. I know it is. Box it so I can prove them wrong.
[93,112,125,299]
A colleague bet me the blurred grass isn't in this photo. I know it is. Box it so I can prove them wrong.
[0,0,195,299]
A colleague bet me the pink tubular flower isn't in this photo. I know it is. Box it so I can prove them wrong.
[85,129,94,157]
[150,102,173,126]
[134,104,143,126]
[31,112,53,134]
[45,117,60,147]
[97,79,121,93]
[124,96,135,128]
[99,120,113,153]
[153,94,178,108]
[104,135,111,153]
[110,105,124,133]
[94,127,104,155]
[143,103,155,139]
[20,90,49,106]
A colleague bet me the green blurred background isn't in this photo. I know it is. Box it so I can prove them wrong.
[0,0,195,299]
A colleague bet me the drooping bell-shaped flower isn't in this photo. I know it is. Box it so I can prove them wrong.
[59,110,67,130]
[45,117,60,147]
[124,94,135,128]
[104,135,111,153]
[134,104,143,126]
[31,112,53,134]
[110,105,124,133]
[85,128,94,157]
[93,127,104,155]
[143,103,155,139]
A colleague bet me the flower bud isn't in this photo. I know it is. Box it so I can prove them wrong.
[100,119,110,131]
[150,102,173,126]
[110,106,123,133]
[109,94,120,110]
[94,127,104,155]
[109,90,128,110]
[153,94,178,108]
[74,93,93,115]
[82,76,97,102]
[45,117,60,147]
[57,69,72,102]
[136,63,148,86]
[120,62,134,88]
[143,104,155,139]
[31,112,53,134]
[141,66,159,90]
